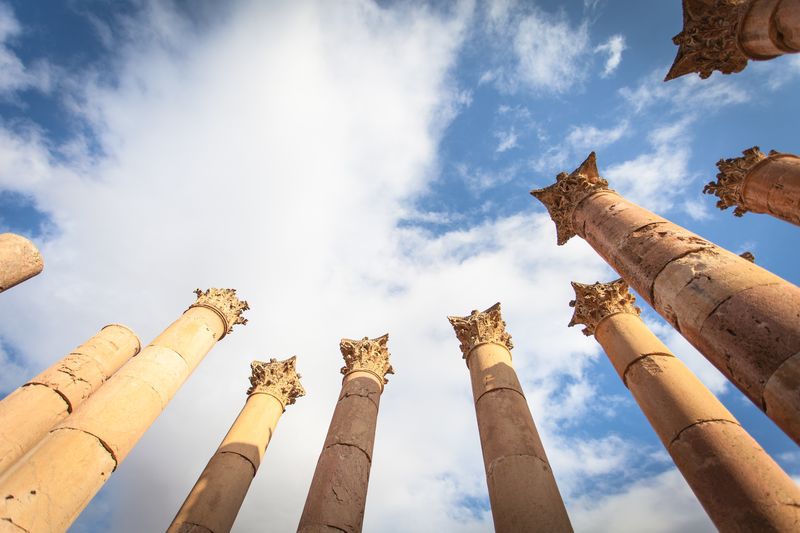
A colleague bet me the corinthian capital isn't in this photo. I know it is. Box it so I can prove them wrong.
[248,356,305,408]
[704,146,771,216]
[531,152,609,245]
[665,0,749,81]
[340,334,394,385]
[190,288,249,337]
[447,302,513,359]
[569,279,641,336]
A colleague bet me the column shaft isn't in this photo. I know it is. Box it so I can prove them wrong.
[169,393,283,533]
[0,324,140,476]
[739,0,800,58]
[0,233,43,293]
[596,312,800,530]
[468,342,572,533]
[298,371,381,533]
[0,289,247,532]
[533,153,800,444]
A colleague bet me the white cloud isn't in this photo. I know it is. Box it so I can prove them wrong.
[566,120,628,152]
[0,2,51,97]
[595,34,626,77]
[619,70,749,114]
[682,196,712,221]
[494,127,518,152]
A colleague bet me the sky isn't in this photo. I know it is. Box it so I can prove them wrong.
[0,0,799,531]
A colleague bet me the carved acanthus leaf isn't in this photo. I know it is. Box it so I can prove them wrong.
[447,302,513,359]
[190,288,249,337]
[340,334,394,384]
[665,0,749,81]
[739,251,755,263]
[531,152,609,245]
[704,146,770,216]
[569,279,641,336]
[248,356,305,408]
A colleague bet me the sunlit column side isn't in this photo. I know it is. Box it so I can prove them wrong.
[297,335,393,533]
[0,288,248,532]
[0,233,43,294]
[569,278,800,530]
[448,304,572,533]
[665,0,800,80]
[0,324,141,476]
[169,357,305,533]
[704,146,800,226]
[531,153,800,445]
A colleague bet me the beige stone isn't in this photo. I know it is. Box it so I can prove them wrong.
[448,304,572,533]
[0,233,43,294]
[704,147,800,226]
[0,288,248,532]
[571,279,800,530]
[533,153,800,444]
[298,336,392,533]
[665,0,800,80]
[169,357,303,533]
[0,324,140,476]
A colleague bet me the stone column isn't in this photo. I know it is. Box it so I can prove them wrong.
[0,288,248,533]
[169,357,304,533]
[0,324,141,477]
[0,233,43,293]
[704,146,800,226]
[297,334,393,533]
[665,0,800,80]
[447,304,572,533]
[531,153,800,445]
[569,278,800,530]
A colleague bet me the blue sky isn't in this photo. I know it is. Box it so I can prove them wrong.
[1,1,799,532]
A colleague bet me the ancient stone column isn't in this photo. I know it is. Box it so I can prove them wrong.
[666,0,800,80]
[447,304,572,533]
[569,278,800,530]
[0,233,43,293]
[704,146,800,226]
[0,324,140,477]
[0,288,248,533]
[169,357,305,533]
[297,334,393,533]
[531,153,800,445]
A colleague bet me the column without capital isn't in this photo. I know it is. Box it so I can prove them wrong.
[665,0,800,81]
[297,334,393,533]
[704,146,800,226]
[169,357,305,533]
[0,288,248,533]
[0,324,141,476]
[531,152,800,445]
[569,278,800,530]
[0,233,43,293]
[448,304,572,533]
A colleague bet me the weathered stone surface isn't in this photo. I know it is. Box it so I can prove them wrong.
[298,341,390,533]
[0,324,140,477]
[0,233,43,293]
[248,356,305,409]
[595,312,673,384]
[468,343,524,401]
[189,288,248,338]
[739,0,786,57]
[748,152,800,226]
[0,288,246,531]
[670,421,800,531]
[568,278,640,336]
[448,303,514,363]
[775,0,800,50]
[764,351,800,445]
[704,146,768,216]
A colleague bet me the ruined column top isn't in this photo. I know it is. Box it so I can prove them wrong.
[703,146,778,216]
[340,334,394,386]
[447,302,514,361]
[664,0,750,81]
[189,288,249,339]
[248,356,305,409]
[569,279,641,337]
[531,152,610,245]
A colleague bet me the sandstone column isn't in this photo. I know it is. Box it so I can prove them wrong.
[569,278,800,530]
[704,146,800,226]
[297,334,393,533]
[531,153,800,445]
[0,288,248,533]
[448,304,572,533]
[169,357,305,533]
[666,0,800,80]
[0,324,140,476]
[0,233,43,293]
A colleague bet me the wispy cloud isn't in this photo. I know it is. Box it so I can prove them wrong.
[494,127,518,152]
[595,35,626,77]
